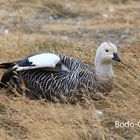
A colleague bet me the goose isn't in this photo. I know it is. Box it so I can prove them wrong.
[0,42,121,101]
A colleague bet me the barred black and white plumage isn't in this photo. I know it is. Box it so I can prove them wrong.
[0,42,121,102]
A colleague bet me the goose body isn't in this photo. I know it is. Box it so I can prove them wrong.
[0,42,121,101]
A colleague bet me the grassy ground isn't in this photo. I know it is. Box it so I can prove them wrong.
[0,0,140,139]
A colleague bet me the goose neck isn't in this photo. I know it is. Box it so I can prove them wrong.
[95,62,113,81]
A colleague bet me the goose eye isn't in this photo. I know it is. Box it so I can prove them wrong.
[105,49,109,52]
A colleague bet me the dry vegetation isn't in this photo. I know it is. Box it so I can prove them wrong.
[0,0,140,139]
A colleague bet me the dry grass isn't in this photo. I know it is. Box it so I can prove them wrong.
[0,0,140,140]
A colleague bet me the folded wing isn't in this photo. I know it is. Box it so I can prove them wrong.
[0,53,70,88]
[13,53,68,71]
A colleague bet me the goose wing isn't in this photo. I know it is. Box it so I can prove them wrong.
[13,53,69,72]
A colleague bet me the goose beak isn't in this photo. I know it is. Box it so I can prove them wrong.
[112,53,121,62]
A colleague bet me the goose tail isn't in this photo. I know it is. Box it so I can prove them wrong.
[0,62,17,88]
[0,61,19,69]
[0,62,16,69]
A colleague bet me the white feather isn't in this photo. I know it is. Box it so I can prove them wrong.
[61,64,70,72]
[28,53,60,67]
[14,53,61,71]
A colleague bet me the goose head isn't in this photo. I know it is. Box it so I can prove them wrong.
[95,42,121,66]
[95,42,121,81]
